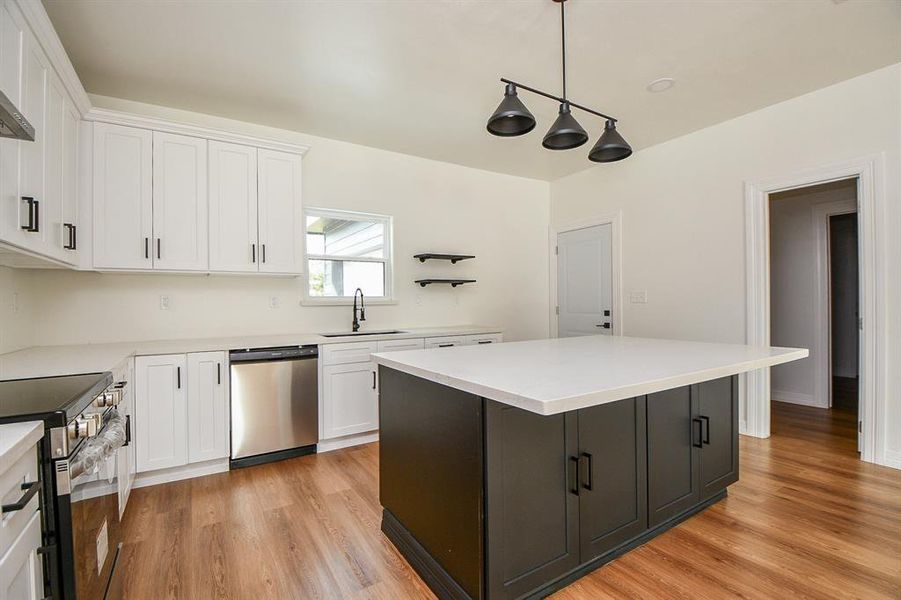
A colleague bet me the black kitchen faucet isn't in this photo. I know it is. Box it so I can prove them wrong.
[352,287,366,332]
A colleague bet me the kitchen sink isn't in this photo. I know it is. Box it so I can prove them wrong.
[320,330,406,337]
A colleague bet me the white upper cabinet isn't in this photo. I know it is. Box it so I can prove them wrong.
[0,0,26,247]
[208,141,258,272]
[16,27,47,250]
[60,99,78,258]
[42,73,64,259]
[92,122,152,269]
[257,148,302,274]
[151,132,208,271]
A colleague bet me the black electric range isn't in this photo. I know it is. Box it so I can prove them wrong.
[0,372,127,599]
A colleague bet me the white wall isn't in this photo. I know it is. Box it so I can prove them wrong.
[22,95,550,346]
[550,63,901,465]
[0,265,34,354]
[768,180,856,407]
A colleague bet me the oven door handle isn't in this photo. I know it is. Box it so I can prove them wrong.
[1,480,40,513]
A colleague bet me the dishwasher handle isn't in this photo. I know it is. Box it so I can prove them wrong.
[229,345,319,363]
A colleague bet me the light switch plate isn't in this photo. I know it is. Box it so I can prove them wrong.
[269,296,280,309]
[629,290,648,304]
[159,295,170,310]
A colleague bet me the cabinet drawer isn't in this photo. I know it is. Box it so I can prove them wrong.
[424,336,468,349]
[376,338,425,353]
[0,444,40,553]
[465,333,503,345]
[321,341,379,365]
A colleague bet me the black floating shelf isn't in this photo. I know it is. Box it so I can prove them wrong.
[414,253,475,264]
[415,279,476,288]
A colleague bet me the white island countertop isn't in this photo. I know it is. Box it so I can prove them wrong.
[371,335,808,415]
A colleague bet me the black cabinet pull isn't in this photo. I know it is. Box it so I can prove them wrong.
[217,363,221,385]
[692,418,703,448]
[700,415,710,445]
[144,237,149,259]
[261,243,266,263]
[372,371,376,389]
[568,456,580,496]
[477,340,492,344]
[251,244,256,263]
[63,223,77,250]
[71,224,77,250]
[1,481,39,514]
[580,452,593,491]
[177,366,181,389]
[157,238,161,259]
[20,196,36,232]
[32,199,39,232]
[124,414,131,446]
[438,343,454,348]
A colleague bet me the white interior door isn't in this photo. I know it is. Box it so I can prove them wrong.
[557,224,613,337]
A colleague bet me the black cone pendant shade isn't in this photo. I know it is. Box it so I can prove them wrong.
[486,83,536,137]
[588,119,632,162]
[542,102,588,150]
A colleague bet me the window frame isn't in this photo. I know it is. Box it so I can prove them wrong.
[302,207,395,306]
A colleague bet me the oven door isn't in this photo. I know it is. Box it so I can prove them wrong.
[56,409,126,599]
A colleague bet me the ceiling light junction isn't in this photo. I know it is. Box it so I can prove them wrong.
[486,0,631,163]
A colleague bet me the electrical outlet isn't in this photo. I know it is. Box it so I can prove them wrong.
[159,296,170,310]
[629,290,648,304]
[269,296,280,309]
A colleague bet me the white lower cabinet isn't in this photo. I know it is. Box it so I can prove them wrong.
[135,351,228,474]
[115,359,136,518]
[0,512,43,600]
[186,351,229,463]
[424,335,468,349]
[135,354,187,472]
[321,361,379,439]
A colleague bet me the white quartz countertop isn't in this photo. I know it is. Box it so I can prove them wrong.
[371,335,808,415]
[0,325,501,381]
[0,421,43,473]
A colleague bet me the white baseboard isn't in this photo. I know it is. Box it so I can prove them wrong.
[883,450,901,471]
[771,389,826,408]
[739,420,749,436]
[133,458,229,489]
[317,431,379,453]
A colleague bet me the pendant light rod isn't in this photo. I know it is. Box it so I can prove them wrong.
[499,78,617,123]
[560,0,566,99]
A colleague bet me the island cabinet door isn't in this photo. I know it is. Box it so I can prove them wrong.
[697,376,739,501]
[577,397,648,562]
[485,402,580,600]
[647,385,700,528]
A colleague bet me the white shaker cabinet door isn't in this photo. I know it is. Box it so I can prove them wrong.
[322,361,379,439]
[208,141,258,272]
[257,148,302,274]
[186,351,229,463]
[135,354,188,473]
[16,27,48,255]
[92,122,153,269]
[151,132,208,271]
[0,0,26,247]
[0,512,43,600]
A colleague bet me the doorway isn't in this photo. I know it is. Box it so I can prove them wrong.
[768,178,860,453]
[550,214,621,338]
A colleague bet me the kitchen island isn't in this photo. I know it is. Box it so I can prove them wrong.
[371,335,807,600]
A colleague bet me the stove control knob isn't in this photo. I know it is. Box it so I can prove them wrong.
[68,416,98,439]
[106,389,122,407]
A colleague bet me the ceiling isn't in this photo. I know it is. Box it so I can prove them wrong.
[43,0,901,181]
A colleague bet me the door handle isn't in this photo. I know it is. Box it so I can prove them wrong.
[700,415,710,445]
[251,244,256,263]
[157,238,161,260]
[217,363,221,385]
[71,224,77,250]
[20,197,36,232]
[176,366,181,389]
[580,452,593,491]
[1,481,40,514]
[372,371,376,390]
[692,418,703,448]
[145,237,149,259]
[261,244,266,263]
[568,456,580,496]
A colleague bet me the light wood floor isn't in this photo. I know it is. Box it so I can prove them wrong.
[116,402,901,599]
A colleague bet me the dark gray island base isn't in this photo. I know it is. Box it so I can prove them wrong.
[378,367,739,600]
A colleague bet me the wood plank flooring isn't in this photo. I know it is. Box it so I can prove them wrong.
[116,402,901,599]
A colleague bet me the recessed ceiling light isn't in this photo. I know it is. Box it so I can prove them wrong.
[646,78,675,93]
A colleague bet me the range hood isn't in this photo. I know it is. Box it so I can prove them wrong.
[0,89,34,141]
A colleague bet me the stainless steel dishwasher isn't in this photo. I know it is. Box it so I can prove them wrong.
[229,345,318,468]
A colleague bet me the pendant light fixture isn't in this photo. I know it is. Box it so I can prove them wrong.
[486,0,631,163]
